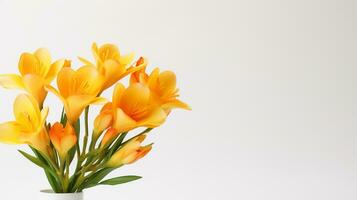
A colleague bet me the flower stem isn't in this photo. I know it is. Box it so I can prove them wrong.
[82,106,90,156]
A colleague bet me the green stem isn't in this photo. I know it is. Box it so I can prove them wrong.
[63,156,70,192]
[82,106,90,156]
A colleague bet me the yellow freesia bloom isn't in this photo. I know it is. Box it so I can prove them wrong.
[46,65,107,124]
[49,122,77,161]
[107,134,152,167]
[0,94,49,154]
[79,43,145,91]
[96,83,167,134]
[130,65,191,113]
[0,48,65,106]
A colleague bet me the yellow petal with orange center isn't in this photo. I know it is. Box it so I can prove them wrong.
[120,83,151,120]
[49,122,77,160]
[74,66,104,95]
[57,67,75,98]
[13,94,41,132]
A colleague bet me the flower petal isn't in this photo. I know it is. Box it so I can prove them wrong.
[162,99,192,112]
[57,67,75,98]
[98,43,121,62]
[138,107,167,128]
[18,53,39,75]
[45,85,66,103]
[101,60,126,90]
[112,83,125,107]
[22,74,47,105]
[157,71,177,97]
[120,83,151,120]
[112,108,137,133]
[118,53,135,66]
[65,95,106,124]
[78,56,94,66]
[34,48,52,76]
[75,66,104,96]
[45,59,65,83]
[0,121,23,144]
[0,74,25,89]
[13,94,41,132]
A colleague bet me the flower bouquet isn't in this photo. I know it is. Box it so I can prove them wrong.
[0,43,190,199]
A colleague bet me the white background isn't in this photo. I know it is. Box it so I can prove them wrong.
[0,0,356,199]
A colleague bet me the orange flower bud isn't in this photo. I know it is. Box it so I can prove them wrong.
[49,122,77,160]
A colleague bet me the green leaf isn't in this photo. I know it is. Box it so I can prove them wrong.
[68,118,80,163]
[30,147,58,171]
[60,107,67,125]
[74,118,80,136]
[106,132,127,160]
[44,169,61,193]
[18,150,45,168]
[79,168,114,190]
[99,176,142,185]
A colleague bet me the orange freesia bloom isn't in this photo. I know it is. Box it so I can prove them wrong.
[0,48,65,106]
[0,94,49,154]
[79,43,145,91]
[49,122,77,160]
[97,82,167,134]
[130,65,191,113]
[107,134,152,167]
[45,65,107,124]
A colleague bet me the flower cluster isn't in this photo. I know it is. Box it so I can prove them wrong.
[0,43,190,193]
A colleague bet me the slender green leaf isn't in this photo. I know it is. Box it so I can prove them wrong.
[107,132,127,159]
[69,119,80,163]
[99,176,142,185]
[68,173,81,192]
[80,168,114,190]
[44,169,61,193]
[60,108,67,125]
[30,146,47,164]
[18,150,45,168]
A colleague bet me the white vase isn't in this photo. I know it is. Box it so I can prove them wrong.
[38,190,83,200]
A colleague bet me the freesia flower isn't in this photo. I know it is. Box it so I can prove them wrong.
[0,48,65,106]
[0,94,49,154]
[97,83,167,134]
[46,65,107,124]
[107,134,152,167]
[79,43,145,91]
[130,66,191,113]
[93,104,113,139]
[49,122,77,161]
